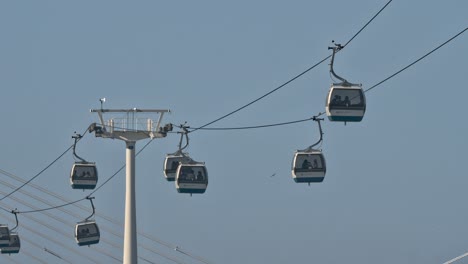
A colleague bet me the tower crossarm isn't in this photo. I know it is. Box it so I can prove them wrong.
[90,108,171,141]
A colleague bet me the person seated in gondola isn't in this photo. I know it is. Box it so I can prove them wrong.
[343,96,351,107]
[0,230,7,240]
[312,159,319,169]
[196,171,204,181]
[186,169,195,181]
[331,95,341,106]
[171,161,178,170]
[11,236,19,246]
[302,159,312,169]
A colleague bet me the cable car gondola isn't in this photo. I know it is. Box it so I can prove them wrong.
[70,162,98,189]
[326,84,366,122]
[0,225,10,247]
[75,221,100,246]
[163,154,190,181]
[1,233,20,254]
[176,161,208,194]
[325,42,366,123]
[292,150,326,183]
[70,133,98,189]
[291,116,327,184]
[75,197,100,246]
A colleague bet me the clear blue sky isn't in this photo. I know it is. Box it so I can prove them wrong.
[0,1,467,263]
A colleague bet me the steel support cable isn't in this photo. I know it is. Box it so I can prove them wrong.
[0,194,121,263]
[44,247,73,264]
[5,256,21,264]
[0,176,115,237]
[0,144,74,203]
[0,128,89,202]
[444,252,468,264]
[15,198,86,214]
[175,246,212,264]
[2,221,71,264]
[189,56,331,133]
[0,168,204,264]
[0,216,51,264]
[364,27,468,93]
[138,243,186,264]
[186,117,314,131]
[0,155,196,263]
[0,209,104,264]
[140,257,159,264]
[3,137,150,215]
[342,0,393,48]
[0,179,187,264]
[0,182,122,251]
[24,252,49,264]
[189,0,393,133]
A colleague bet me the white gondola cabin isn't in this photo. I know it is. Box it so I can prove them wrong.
[70,162,98,190]
[1,233,20,254]
[176,163,208,194]
[163,154,190,181]
[75,221,100,246]
[326,84,366,122]
[292,150,326,183]
[0,225,9,247]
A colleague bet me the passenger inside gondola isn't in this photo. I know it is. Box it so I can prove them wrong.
[343,96,351,107]
[11,236,19,246]
[331,95,341,106]
[196,171,203,181]
[330,89,364,108]
[313,159,319,168]
[0,229,8,240]
[74,167,96,180]
[302,159,311,169]
[171,161,178,170]
[297,156,323,171]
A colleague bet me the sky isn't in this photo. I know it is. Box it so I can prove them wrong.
[0,1,467,263]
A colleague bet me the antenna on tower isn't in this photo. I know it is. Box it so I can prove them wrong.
[99,98,106,110]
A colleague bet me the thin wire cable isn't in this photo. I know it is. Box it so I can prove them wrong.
[365,27,467,93]
[0,185,122,251]
[88,138,154,196]
[0,128,89,202]
[190,56,330,133]
[0,144,74,202]
[0,198,121,263]
[190,0,392,132]
[0,175,189,264]
[16,197,86,214]
[187,117,314,131]
[444,251,468,264]
[44,247,73,264]
[175,246,212,264]
[0,167,203,264]
[2,138,151,214]
[191,26,467,131]
[342,0,393,48]
[0,210,104,264]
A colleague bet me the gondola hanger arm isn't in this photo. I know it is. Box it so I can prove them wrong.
[10,209,19,231]
[72,133,87,163]
[85,196,96,221]
[328,41,349,85]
